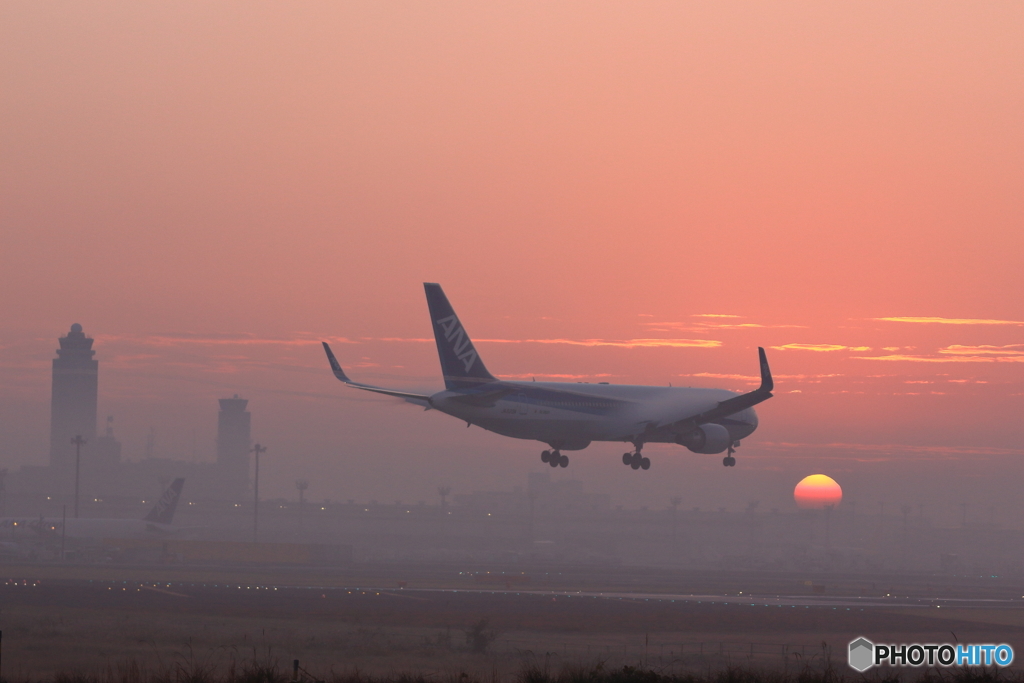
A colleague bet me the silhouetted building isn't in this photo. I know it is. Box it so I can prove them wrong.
[217,395,251,498]
[80,415,123,496]
[9,328,260,503]
[49,324,98,491]
[92,415,123,468]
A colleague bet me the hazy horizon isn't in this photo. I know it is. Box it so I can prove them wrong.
[2,3,1021,521]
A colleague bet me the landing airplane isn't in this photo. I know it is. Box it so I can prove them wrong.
[322,284,773,470]
[0,478,186,542]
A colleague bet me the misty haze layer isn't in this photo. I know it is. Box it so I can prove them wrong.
[0,3,1021,521]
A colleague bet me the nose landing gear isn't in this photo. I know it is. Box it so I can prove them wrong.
[722,444,737,467]
[541,449,568,468]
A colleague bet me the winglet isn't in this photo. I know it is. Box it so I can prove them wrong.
[685,347,775,425]
[758,347,773,393]
[322,342,351,383]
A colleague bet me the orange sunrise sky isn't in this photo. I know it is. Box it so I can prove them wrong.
[1,3,1021,518]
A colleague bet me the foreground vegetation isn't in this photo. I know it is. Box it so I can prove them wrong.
[7,657,1022,683]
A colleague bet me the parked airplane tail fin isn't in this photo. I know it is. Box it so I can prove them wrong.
[143,478,185,525]
[424,283,496,390]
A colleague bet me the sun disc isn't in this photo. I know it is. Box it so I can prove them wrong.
[793,474,842,510]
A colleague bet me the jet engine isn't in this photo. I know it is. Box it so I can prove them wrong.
[676,423,732,454]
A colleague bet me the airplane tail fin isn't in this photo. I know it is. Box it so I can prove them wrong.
[143,478,185,525]
[424,283,496,390]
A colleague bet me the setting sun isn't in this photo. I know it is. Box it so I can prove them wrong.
[793,474,843,510]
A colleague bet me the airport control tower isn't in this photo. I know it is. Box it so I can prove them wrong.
[49,324,98,480]
[217,395,251,498]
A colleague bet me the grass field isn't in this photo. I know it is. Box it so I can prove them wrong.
[2,564,1023,681]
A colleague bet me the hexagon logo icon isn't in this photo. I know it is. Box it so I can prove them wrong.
[848,637,874,672]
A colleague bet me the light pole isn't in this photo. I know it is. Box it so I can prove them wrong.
[670,496,682,542]
[527,490,536,543]
[824,503,834,549]
[71,435,86,519]
[252,443,266,543]
[61,505,67,561]
[438,485,451,537]
[296,479,309,531]
[0,468,7,517]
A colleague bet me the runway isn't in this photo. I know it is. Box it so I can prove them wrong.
[394,586,1024,610]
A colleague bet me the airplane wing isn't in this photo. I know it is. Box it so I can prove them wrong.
[322,342,432,406]
[675,347,774,427]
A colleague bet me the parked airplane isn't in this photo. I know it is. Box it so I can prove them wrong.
[0,478,186,542]
[323,284,774,470]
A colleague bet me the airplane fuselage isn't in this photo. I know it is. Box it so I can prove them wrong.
[429,381,758,451]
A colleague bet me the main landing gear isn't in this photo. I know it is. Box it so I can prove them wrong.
[722,444,737,467]
[541,449,568,468]
[621,445,650,471]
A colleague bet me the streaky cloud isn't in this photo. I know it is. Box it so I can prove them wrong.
[498,373,615,380]
[648,321,805,330]
[97,333,357,347]
[376,337,722,349]
[856,356,991,366]
[100,332,727,351]
[757,441,1024,458]
[697,322,807,329]
[853,353,1005,363]
[873,316,1024,326]
[684,372,760,381]
[515,337,722,348]
[771,343,871,352]
[374,337,434,343]
[940,344,1024,356]
[681,372,841,381]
